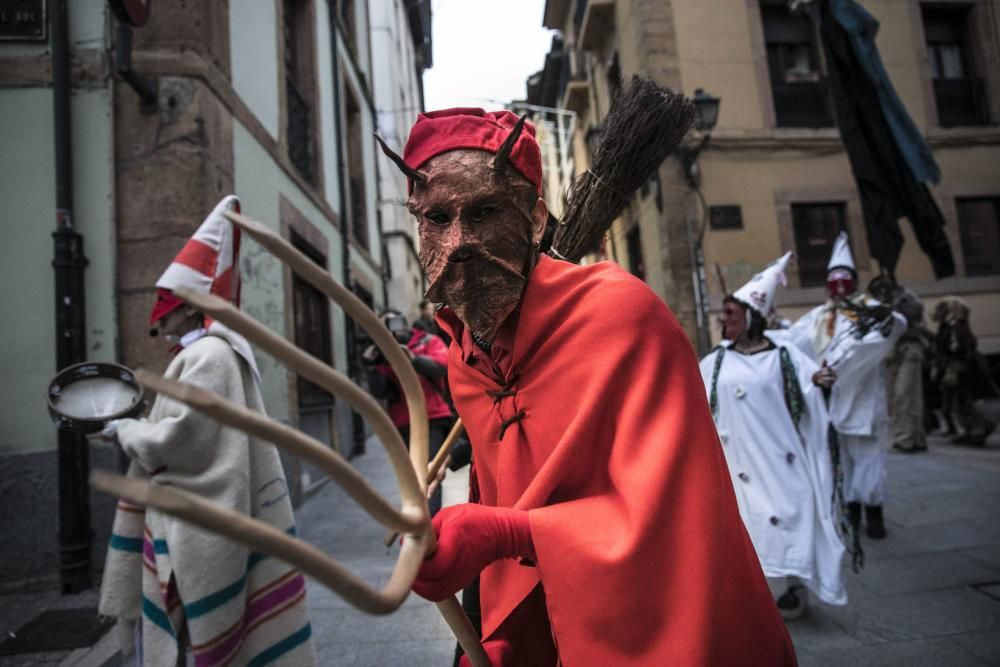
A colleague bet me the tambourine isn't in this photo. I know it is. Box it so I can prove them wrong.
[47,362,146,434]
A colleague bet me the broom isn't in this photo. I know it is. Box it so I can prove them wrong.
[548,76,696,263]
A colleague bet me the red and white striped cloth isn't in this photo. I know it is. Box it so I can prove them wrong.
[148,196,260,382]
[155,195,242,307]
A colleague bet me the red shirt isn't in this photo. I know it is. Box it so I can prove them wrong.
[377,330,453,428]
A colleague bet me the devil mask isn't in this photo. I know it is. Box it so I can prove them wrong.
[378,109,547,345]
[407,150,545,343]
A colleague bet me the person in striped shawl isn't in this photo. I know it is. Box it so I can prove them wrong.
[98,197,315,666]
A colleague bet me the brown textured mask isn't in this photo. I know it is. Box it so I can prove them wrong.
[408,150,546,344]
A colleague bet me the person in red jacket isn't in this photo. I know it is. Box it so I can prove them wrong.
[377,108,797,666]
[364,310,453,514]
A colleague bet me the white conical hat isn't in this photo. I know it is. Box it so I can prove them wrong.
[733,251,793,317]
[827,231,855,272]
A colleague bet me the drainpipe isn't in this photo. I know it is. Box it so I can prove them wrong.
[328,1,364,455]
[51,0,92,593]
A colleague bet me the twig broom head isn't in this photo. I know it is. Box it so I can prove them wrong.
[550,76,696,263]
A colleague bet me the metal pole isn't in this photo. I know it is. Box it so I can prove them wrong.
[328,1,365,456]
[51,0,93,593]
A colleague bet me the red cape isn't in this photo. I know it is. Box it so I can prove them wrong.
[438,256,796,666]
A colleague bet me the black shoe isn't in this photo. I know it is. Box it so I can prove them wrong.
[777,586,808,620]
[865,505,887,539]
[847,502,862,531]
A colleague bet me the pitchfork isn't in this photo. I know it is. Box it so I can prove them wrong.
[91,210,487,666]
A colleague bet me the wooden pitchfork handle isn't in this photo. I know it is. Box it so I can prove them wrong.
[90,211,488,665]
[384,418,465,547]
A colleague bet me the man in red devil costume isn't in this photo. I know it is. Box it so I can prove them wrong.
[377,109,797,666]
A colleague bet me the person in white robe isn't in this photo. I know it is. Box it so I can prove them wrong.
[700,252,847,620]
[785,232,906,540]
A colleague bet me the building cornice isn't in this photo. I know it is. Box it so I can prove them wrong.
[0,49,106,87]
[702,126,1000,154]
[714,274,1000,311]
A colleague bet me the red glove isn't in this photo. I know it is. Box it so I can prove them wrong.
[412,503,534,602]
[458,638,513,667]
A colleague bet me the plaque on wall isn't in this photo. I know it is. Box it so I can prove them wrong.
[0,0,46,41]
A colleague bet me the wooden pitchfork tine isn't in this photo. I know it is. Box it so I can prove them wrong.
[90,210,489,666]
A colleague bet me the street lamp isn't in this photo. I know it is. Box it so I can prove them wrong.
[677,88,721,356]
[692,88,721,132]
[678,89,720,188]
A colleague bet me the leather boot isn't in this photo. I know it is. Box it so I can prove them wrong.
[865,505,887,539]
[847,502,862,531]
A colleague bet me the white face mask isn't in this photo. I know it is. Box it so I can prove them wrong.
[164,327,207,348]
[179,328,208,348]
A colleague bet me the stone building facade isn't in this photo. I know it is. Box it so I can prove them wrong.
[536,0,1000,357]
[372,0,432,322]
[0,0,422,592]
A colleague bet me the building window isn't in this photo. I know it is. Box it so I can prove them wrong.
[626,225,645,281]
[791,203,847,286]
[345,85,369,251]
[922,5,990,127]
[340,0,357,54]
[291,232,333,407]
[761,1,834,128]
[956,197,1000,276]
[284,0,317,184]
[709,205,744,230]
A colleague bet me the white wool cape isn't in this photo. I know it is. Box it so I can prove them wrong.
[99,333,315,666]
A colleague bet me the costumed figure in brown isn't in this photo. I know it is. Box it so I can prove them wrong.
[884,285,932,453]
[932,297,996,446]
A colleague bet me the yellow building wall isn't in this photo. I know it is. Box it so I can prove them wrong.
[668,0,1000,352]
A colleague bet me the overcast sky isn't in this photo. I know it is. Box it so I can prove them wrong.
[423,0,556,111]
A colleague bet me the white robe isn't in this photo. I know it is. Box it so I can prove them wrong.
[786,302,906,504]
[785,301,906,436]
[700,343,847,605]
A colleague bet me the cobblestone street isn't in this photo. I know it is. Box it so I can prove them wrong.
[296,402,1000,666]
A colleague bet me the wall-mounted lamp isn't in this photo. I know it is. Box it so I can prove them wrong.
[678,88,721,188]
[676,88,721,356]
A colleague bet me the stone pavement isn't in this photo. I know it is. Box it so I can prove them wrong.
[786,409,1000,666]
[298,404,1000,666]
[296,442,464,667]
[1,403,996,665]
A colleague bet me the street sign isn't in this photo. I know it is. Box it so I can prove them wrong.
[0,0,46,41]
[108,0,149,27]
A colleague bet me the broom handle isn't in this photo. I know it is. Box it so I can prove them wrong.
[437,597,487,666]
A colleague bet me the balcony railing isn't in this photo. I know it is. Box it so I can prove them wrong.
[286,77,314,184]
[772,80,834,128]
[935,77,991,128]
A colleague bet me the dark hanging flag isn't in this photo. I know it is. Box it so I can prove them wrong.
[806,0,954,278]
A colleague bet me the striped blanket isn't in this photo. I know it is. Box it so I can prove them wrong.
[99,333,315,666]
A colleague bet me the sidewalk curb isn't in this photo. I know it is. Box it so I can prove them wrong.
[57,629,123,667]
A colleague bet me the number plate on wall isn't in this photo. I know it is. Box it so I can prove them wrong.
[0,0,46,41]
